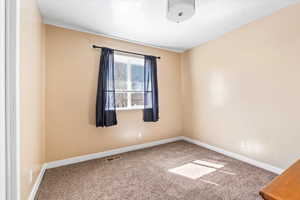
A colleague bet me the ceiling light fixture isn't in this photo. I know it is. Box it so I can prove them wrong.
[167,0,196,23]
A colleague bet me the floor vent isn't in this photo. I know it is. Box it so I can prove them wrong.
[106,155,121,161]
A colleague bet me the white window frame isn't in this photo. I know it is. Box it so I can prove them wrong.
[114,53,144,111]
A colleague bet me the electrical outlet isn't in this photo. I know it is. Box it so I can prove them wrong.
[29,169,33,183]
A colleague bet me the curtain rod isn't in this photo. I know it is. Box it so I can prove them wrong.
[92,45,161,59]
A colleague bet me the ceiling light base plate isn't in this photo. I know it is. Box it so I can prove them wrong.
[167,0,195,23]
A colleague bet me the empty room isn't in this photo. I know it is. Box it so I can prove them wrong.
[2,0,300,200]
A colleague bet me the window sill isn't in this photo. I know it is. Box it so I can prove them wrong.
[116,107,144,111]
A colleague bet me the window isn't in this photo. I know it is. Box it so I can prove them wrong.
[114,53,144,110]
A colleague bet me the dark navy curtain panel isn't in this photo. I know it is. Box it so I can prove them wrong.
[96,48,117,127]
[143,56,159,122]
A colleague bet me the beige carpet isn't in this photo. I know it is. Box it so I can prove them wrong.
[37,141,276,200]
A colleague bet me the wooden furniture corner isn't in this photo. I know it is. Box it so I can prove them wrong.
[260,159,300,200]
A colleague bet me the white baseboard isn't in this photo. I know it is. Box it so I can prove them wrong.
[45,136,184,169]
[28,136,182,199]
[28,164,47,200]
[29,135,284,199]
[181,136,284,174]
[44,136,284,174]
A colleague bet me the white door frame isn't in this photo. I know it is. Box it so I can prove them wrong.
[2,0,20,199]
[0,0,7,198]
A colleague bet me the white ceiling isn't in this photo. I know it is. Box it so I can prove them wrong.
[39,0,300,52]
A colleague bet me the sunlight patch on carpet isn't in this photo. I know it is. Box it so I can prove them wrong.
[168,163,216,179]
[193,160,224,169]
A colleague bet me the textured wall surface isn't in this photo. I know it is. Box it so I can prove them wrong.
[45,25,183,162]
[20,0,45,199]
[181,4,300,170]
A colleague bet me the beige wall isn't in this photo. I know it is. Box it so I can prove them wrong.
[181,4,300,170]
[20,0,45,199]
[20,4,300,197]
[45,25,183,162]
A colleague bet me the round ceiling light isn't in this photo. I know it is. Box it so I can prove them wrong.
[167,0,196,23]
